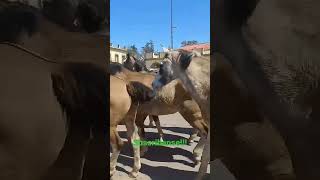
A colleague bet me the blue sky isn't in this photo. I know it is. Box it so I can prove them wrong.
[110,0,210,53]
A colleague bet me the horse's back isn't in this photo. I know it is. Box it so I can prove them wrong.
[0,44,66,180]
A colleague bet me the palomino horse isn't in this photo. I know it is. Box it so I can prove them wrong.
[152,50,210,180]
[116,56,200,143]
[110,63,208,166]
[109,75,143,178]
[121,54,165,137]
[110,74,157,178]
[213,0,320,179]
[0,1,108,180]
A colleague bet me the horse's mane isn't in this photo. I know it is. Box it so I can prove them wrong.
[126,81,154,102]
[0,0,106,43]
[109,62,131,75]
[0,1,41,42]
[109,62,155,80]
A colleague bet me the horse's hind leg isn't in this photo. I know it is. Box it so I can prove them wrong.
[135,113,149,156]
[151,116,164,142]
[148,115,155,127]
[125,113,141,178]
[196,129,210,180]
[110,127,123,177]
[193,134,207,165]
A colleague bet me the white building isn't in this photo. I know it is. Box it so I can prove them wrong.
[110,44,127,64]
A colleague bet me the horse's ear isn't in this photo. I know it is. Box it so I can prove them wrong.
[179,52,193,70]
[51,73,65,96]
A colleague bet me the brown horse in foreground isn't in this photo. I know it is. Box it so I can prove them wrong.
[0,1,108,179]
[0,42,109,180]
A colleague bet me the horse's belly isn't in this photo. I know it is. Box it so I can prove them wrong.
[139,102,178,115]
[0,52,66,179]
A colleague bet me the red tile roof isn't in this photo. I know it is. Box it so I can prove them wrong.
[179,43,210,52]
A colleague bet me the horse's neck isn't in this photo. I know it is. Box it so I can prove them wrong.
[153,79,191,106]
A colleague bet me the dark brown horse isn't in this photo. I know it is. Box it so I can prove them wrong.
[123,53,151,73]
[0,1,108,180]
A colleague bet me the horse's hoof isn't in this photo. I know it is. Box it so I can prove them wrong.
[194,159,201,166]
[140,146,148,156]
[129,171,139,178]
[110,169,116,177]
[188,139,194,144]
[194,154,202,165]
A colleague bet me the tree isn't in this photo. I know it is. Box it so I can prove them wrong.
[142,40,155,55]
[181,40,198,47]
[127,45,138,56]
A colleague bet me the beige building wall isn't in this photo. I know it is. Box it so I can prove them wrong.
[110,47,127,64]
[203,49,210,55]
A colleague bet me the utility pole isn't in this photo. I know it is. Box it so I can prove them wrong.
[170,0,173,50]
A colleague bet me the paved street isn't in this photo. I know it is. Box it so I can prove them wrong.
[111,113,236,180]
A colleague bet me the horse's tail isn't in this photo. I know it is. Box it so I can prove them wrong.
[51,62,109,179]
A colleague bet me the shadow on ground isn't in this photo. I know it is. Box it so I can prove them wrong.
[116,155,199,180]
[118,129,197,167]
[110,126,208,180]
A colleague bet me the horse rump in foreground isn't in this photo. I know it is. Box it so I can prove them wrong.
[0,43,108,180]
[213,0,320,179]
[0,1,108,179]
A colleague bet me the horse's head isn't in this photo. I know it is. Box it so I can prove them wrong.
[152,50,193,92]
[123,54,136,71]
[134,59,148,72]
[123,54,147,72]
[40,0,107,33]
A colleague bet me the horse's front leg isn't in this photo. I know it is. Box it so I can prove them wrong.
[125,113,141,178]
[109,127,123,177]
[196,129,210,180]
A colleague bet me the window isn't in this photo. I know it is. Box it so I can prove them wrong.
[115,54,119,62]
[122,55,126,61]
